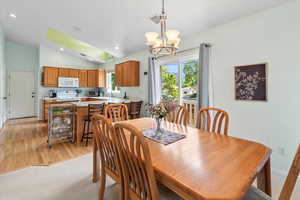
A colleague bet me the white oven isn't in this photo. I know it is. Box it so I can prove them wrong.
[58,77,79,88]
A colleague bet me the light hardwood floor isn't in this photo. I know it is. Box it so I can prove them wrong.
[0,118,92,174]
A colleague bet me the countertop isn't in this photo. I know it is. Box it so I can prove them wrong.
[44,96,142,107]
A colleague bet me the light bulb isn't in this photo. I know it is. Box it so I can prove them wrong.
[145,32,159,43]
[166,30,180,40]
[154,39,162,48]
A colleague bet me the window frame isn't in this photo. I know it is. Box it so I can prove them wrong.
[106,70,120,94]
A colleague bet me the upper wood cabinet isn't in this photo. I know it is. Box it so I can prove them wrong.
[69,69,79,78]
[43,66,59,87]
[79,70,88,87]
[58,68,79,78]
[42,67,106,88]
[87,70,97,87]
[97,69,106,88]
[58,68,69,77]
[87,69,106,87]
[115,61,140,87]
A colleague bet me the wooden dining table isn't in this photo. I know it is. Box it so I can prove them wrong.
[92,118,272,200]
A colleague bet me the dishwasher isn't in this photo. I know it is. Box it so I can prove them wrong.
[48,103,75,148]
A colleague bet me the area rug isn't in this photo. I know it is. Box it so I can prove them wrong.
[0,154,120,200]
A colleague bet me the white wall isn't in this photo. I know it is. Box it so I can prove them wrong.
[38,45,98,119]
[0,24,7,130]
[5,41,39,117]
[100,0,300,174]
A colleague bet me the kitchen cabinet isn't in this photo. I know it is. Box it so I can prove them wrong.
[58,68,69,77]
[79,70,88,87]
[97,69,106,87]
[87,69,106,87]
[43,66,59,87]
[69,69,79,78]
[115,61,139,87]
[87,70,97,87]
[59,68,79,78]
[42,67,105,88]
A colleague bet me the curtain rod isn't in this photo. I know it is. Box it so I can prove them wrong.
[155,43,211,59]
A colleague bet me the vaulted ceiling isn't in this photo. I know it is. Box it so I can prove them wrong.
[0,0,291,61]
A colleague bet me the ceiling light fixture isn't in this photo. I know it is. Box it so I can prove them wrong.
[9,13,17,18]
[114,46,119,50]
[59,48,64,51]
[145,0,180,57]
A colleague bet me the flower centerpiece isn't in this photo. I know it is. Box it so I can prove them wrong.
[146,100,176,132]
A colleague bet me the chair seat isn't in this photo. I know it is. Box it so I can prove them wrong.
[158,183,182,200]
[244,186,273,200]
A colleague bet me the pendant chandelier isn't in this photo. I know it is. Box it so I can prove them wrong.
[145,0,180,57]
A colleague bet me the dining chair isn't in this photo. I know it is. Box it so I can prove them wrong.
[91,114,123,200]
[81,103,105,146]
[113,122,182,200]
[129,101,143,119]
[244,144,300,200]
[104,103,129,122]
[166,104,189,126]
[196,107,229,135]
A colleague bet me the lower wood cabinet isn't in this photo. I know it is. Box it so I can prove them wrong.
[115,61,139,87]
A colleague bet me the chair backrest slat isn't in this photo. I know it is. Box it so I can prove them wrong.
[114,122,159,200]
[166,104,189,126]
[279,144,300,200]
[196,107,229,135]
[91,114,121,175]
[104,103,129,122]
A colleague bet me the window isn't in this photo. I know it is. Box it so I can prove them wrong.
[106,71,120,94]
[160,59,198,103]
[160,58,198,124]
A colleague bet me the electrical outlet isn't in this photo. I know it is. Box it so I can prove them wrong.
[278,147,285,156]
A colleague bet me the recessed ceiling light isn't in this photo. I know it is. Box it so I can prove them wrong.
[9,13,17,18]
[59,48,64,51]
[114,46,119,50]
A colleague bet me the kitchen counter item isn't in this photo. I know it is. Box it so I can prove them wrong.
[48,103,75,148]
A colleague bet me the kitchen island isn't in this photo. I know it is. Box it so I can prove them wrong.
[70,97,140,144]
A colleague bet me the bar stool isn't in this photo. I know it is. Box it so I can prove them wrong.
[129,101,143,119]
[81,103,105,146]
[122,102,131,119]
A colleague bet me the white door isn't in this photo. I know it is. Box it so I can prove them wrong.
[9,72,35,118]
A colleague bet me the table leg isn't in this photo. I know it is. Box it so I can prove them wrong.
[93,137,99,183]
[257,158,272,196]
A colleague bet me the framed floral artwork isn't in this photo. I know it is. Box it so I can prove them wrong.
[235,63,267,101]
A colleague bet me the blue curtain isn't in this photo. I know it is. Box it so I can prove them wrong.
[148,57,161,105]
[197,43,211,110]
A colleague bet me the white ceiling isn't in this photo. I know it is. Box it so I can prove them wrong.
[0,0,291,58]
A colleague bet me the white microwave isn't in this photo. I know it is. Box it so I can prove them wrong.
[58,77,79,88]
